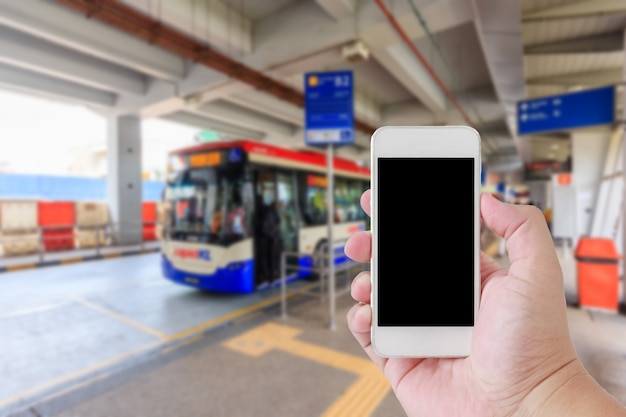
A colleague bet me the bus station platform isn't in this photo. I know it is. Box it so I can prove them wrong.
[1,244,626,417]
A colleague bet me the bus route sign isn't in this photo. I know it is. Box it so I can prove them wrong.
[304,70,355,146]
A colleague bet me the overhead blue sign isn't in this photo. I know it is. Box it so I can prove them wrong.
[304,70,354,146]
[517,85,615,135]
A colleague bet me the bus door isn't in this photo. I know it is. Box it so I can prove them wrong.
[255,170,298,284]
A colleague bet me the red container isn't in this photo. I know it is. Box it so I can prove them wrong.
[142,202,157,223]
[575,237,621,312]
[42,228,75,251]
[143,224,156,241]
[38,201,75,227]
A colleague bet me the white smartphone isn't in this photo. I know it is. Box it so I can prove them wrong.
[370,125,481,358]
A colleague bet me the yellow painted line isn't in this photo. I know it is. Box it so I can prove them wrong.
[72,297,168,341]
[223,323,390,417]
[60,257,83,265]
[323,368,390,417]
[0,341,160,409]
[6,263,36,272]
[284,338,371,374]
[102,253,122,259]
[166,282,318,342]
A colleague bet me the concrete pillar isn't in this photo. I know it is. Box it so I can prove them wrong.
[107,115,142,245]
[571,127,612,243]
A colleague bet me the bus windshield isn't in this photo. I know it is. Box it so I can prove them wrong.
[165,166,251,245]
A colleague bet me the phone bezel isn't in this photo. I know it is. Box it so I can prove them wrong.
[370,125,481,358]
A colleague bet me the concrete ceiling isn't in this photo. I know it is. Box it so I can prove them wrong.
[0,0,623,173]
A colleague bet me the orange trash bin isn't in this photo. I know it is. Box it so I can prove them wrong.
[574,237,621,312]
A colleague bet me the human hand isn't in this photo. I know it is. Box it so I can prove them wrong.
[345,189,626,417]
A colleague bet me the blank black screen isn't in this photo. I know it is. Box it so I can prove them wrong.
[377,158,475,326]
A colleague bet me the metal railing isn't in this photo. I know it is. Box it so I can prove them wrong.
[280,238,368,330]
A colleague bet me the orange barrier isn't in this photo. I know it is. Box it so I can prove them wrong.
[38,201,75,226]
[38,201,76,251]
[143,224,156,241]
[42,228,75,251]
[142,202,157,223]
[142,202,157,241]
[575,237,621,312]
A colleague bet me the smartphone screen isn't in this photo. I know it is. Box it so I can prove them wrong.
[377,157,475,327]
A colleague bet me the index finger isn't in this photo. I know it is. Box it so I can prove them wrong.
[360,189,371,218]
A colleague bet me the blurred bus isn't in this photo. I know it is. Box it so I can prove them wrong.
[160,140,370,293]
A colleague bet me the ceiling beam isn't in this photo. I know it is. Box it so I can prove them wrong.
[470,0,525,157]
[525,31,624,54]
[0,25,146,96]
[526,68,623,87]
[0,0,186,80]
[523,0,626,22]
[0,62,116,107]
[373,44,447,112]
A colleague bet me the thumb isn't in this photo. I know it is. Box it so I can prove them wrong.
[480,193,562,288]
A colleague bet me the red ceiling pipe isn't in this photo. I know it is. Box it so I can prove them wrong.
[374,0,475,127]
[54,0,378,136]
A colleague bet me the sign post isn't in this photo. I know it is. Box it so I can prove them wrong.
[304,70,355,330]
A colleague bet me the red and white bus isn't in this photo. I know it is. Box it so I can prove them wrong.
[160,140,370,293]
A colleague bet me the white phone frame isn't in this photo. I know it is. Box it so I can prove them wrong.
[370,125,481,358]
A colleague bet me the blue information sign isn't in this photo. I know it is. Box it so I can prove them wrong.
[304,70,354,146]
[517,85,615,135]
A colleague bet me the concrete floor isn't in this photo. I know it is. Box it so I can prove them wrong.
[0,253,315,416]
[1,241,625,417]
[27,296,407,417]
[9,290,626,417]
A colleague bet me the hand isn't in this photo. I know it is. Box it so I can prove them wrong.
[345,189,626,417]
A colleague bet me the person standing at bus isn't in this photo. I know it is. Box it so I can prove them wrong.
[260,200,282,285]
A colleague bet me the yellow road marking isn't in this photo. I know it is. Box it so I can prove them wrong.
[6,263,36,272]
[323,368,391,417]
[0,341,160,409]
[60,258,83,265]
[223,323,390,417]
[72,297,168,341]
[102,253,122,259]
